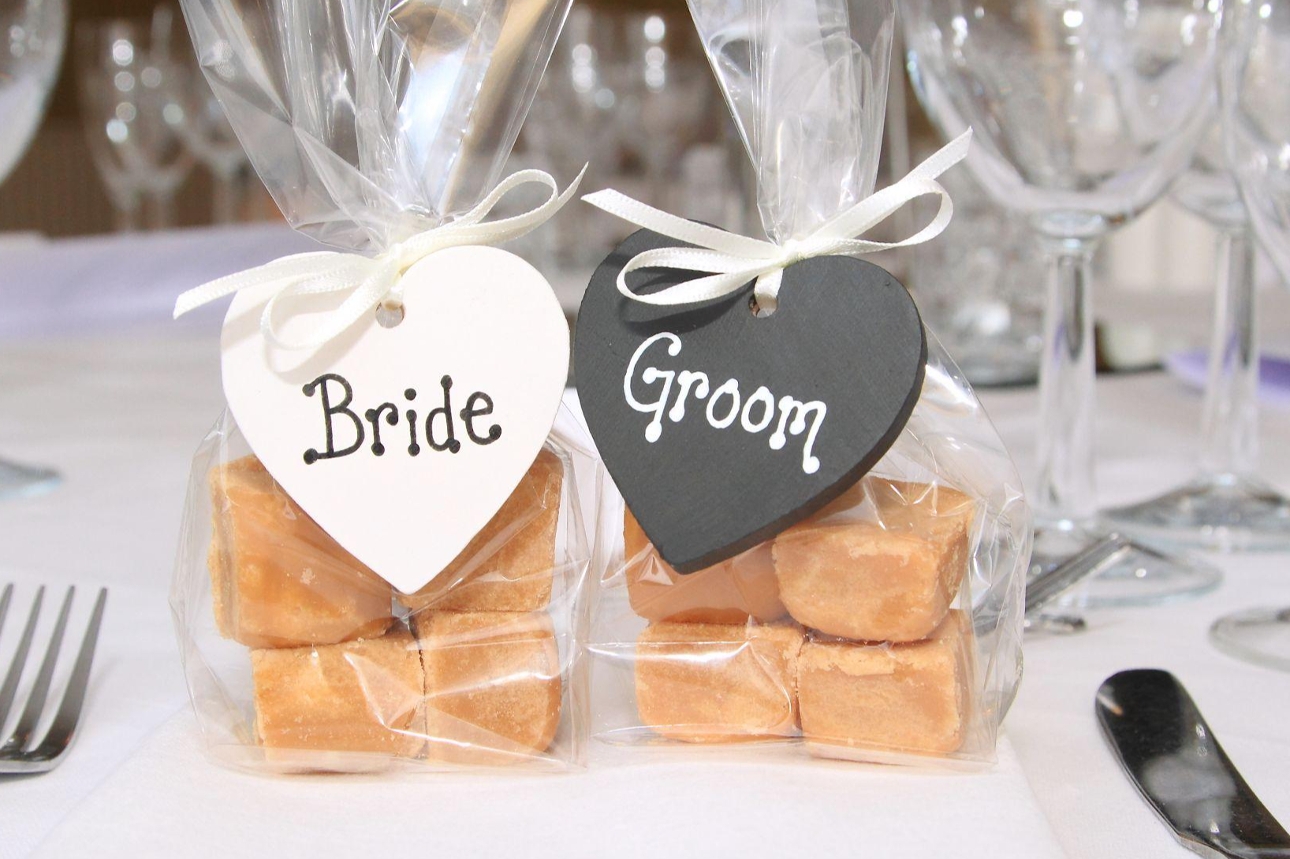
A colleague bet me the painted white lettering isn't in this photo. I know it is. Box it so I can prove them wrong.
[740,386,775,433]
[624,332,681,443]
[770,396,827,474]
[706,379,741,429]
[620,332,828,474]
[668,370,710,422]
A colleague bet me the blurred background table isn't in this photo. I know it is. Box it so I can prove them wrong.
[0,225,1287,858]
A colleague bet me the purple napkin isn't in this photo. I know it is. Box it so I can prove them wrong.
[1164,349,1290,410]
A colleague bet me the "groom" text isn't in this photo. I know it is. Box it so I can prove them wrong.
[623,332,826,475]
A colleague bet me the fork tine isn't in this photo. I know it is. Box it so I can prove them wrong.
[1,587,73,753]
[28,589,108,761]
[0,586,44,731]
[0,583,12,639]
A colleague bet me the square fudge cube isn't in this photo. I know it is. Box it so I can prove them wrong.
[798,610,973,758]
[401,449,562,613]
[414,611,562,764]
[771,478,974,642]
[634,622,804,743]
[623,509,786,624]
[250,628,425,761]
[209,455,393,649]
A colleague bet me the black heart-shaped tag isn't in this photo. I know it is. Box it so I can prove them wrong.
[575,228,926,573]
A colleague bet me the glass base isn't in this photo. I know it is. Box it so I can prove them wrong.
[0,458,60,500]
[1102,473,1290,552]
[954,350,1039,388]
[1031,523,1222,609]
[1024,613,1087,635]
[1210,607,1290,672]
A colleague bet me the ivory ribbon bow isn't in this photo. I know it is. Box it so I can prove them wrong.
[582,129,972,311]
[173,167,585,350]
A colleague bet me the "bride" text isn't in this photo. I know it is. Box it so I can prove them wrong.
[301,372,501,464]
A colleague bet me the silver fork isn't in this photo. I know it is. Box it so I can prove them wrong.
[1022,533,1133,634]
[0,584,108,774]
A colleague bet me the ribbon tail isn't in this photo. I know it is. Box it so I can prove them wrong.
[579,128,974,311]
[907,127,973,182]
[173,251,346,318]
[496,162,586,243]
[435,165,588,248]
[611,243,790,306]
[583,189,772,258]
[616,263,769,306]
[175,168,581,349]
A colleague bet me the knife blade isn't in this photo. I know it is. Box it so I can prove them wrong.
[1096,669,1290,859]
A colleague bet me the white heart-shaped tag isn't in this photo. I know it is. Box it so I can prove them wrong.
[221,245,569,595]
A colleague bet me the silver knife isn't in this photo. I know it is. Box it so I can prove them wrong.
[1096,669,1290,859]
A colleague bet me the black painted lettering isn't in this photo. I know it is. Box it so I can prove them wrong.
[461,391,502,445]
[302,373,365,464]
[426,375,461,453]
[404,387,419,455]
[301,377,502,461]
[363,403,398,455]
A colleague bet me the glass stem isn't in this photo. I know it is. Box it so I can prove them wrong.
[1199,227,1259,478]
[646,151,670,209]
[212,167,241,225]
[148,190,176,230]
[1034,236,1100,529]
[114,194,141,233]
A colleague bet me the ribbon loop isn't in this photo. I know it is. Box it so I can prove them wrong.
[174,166,585,350]
[582,129,972,308]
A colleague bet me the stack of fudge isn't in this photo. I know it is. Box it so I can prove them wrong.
[628,477,977,758]
[207,449,567,766]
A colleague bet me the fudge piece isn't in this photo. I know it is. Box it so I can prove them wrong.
[415,611,562,764]
[624,510,786,624]
[798,610,973,758]
[401,449,562,613]
[634,622,804,743]
[250,628,425,760]
[209,455,393,649]
[771,478,975,642]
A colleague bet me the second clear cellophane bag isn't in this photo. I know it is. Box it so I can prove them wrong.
[584,0,1031,768]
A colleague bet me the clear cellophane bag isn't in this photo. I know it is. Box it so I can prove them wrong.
[586,0,1030,769]
[171,0,598,773]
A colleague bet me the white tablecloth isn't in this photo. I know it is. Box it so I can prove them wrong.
[1,227,1288,859]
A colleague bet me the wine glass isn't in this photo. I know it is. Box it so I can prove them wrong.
[156,4,247,225]
[1103,108,1290,551]
[170,64,246,224]
[525,5,624,269]
[910,164,1046,387]
[76,13,194,231]
[0,0,65,499]
[1211,0,1290,671]
[1,0,63,182]
[902,0,1224,607]
[613,12,715,211]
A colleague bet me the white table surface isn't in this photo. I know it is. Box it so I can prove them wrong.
[0,226,1288,858]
